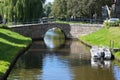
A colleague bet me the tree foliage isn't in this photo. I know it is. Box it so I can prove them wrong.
[0,0,45,23]
[44,2,52,17]
[51,0,67,19]
[51,0,113,19]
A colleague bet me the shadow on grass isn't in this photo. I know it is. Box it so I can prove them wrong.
[0,42,23,78]
[0,32,30,45]
[0,72,4,78]
[0,42,23,61]
[0,29,31,79]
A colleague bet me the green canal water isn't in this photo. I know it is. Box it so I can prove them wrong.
[7,40,120,80]
[8,28,120,80]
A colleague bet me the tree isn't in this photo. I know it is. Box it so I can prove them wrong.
[44,2,52,17]
[0,0,4,16]
[67,0,96,18]
[0,0,45,23]
[93,0,113,18]
[52,0,96,19]
[51,0,113,20]
[51,0,67,19]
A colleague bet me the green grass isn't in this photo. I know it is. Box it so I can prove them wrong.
[0,28,32,77]
[113,58,120,67]
[80,27,120,59]
[80,27,120,48]
[114,52,120,60]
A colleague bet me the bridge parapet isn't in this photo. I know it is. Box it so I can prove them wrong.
[10,23,102,39]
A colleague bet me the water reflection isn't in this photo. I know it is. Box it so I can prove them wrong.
[41,53,73,80]
[91,58,111,68]
[8,40,120,80]
[44,28,65,49]
[113,65,120,80]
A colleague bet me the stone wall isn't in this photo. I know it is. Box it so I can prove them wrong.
[10,23,102,39]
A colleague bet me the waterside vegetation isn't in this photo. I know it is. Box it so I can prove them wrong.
[80,27,120,60]
[0,25,32,78]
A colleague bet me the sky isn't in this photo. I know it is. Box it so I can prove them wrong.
[45,0,54,4]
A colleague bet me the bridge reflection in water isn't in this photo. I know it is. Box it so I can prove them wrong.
[7,39,120,80]
[44,27,65,49]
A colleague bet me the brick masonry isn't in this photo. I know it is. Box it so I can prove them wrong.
[10,23,102,39]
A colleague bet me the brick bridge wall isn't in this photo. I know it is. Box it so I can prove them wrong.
[10,23,102,39]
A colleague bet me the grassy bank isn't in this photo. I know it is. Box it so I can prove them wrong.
[80,27,120,59]
[0,26,32,77]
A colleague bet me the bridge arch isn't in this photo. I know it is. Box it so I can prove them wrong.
[44,27,66,39]
[10,23,102,39]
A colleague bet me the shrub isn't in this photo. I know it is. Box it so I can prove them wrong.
[0,24,9,29]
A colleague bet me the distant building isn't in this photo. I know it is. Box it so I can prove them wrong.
[102,6,108,19]
[101,0,120,19]
[115,0,120,18]
[112,0,120,18]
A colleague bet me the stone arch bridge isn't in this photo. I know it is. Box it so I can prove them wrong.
[10,23,102,39]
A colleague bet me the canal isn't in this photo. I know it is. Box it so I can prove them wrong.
[7,40,120,80]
